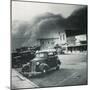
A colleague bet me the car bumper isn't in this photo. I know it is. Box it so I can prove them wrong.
[22,71,42,77]
[29,71,42,76]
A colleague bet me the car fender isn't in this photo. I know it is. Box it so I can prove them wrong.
[39,63,49,71]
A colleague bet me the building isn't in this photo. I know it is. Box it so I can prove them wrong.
[67,34,87,53]
[37,38,59,49]
[37,31,67,50]
[37,29,87,54]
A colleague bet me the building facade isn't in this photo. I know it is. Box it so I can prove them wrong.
[37,31,67,50]
[37,29,87,54]
[67,34,87,53]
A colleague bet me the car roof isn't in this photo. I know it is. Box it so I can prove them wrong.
[36,49,56,54]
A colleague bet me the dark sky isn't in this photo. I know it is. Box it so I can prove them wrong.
[65,6,87,37]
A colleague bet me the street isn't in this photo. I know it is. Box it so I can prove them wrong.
[12,53,88,89]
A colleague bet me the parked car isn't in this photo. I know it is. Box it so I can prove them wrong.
[21,49,61,77]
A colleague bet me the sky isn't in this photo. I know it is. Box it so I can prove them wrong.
[12,1,84,21]
[11,1,86,49]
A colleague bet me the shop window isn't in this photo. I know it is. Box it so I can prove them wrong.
[48,41,49,44]
[60,35,62,40]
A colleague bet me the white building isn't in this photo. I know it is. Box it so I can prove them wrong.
[37,30,67,50]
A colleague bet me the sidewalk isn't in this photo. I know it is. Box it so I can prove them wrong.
[11,69,39,89]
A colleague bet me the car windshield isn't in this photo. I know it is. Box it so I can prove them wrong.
[48,52,54,56]
[36,52,47,58]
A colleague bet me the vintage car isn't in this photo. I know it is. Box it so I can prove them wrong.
[21,49,61,77]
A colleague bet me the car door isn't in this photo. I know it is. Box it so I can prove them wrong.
[47,52,57,67]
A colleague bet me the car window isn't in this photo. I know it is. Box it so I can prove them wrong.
[36,53,47,58]
[48,52,54,56]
